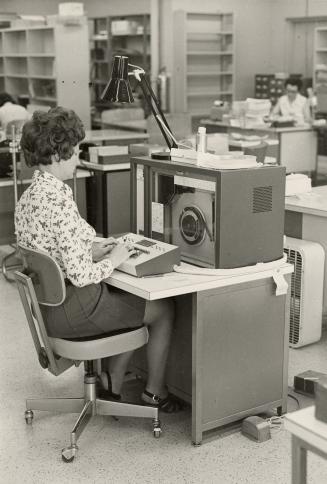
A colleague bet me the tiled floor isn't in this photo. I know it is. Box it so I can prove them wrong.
[0,270,327,484]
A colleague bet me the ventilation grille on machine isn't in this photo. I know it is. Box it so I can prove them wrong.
[284,247,302,345]
[252,186,272,213]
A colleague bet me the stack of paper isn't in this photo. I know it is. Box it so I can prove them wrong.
[285,174,312,196]
[197,152,258,170]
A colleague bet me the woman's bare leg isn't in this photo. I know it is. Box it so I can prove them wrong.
[102,351,134,395]
[100,298,174,398]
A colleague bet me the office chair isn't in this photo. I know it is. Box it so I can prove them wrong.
[14,245,161,463]
[243,141,268,164]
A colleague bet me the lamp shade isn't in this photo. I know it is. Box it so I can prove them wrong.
[101,55,134,103]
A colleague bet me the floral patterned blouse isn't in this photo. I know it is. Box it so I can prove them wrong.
[15,170,114,287]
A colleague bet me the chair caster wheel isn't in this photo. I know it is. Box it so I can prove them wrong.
[25,410,34,424]
[153,419,162,438]
[61,445,77,463]
[153,427,162,438]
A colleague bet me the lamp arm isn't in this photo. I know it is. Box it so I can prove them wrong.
[141,73,178,149]
[131,69,178,150]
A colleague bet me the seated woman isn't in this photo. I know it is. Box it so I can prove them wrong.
[15,107,183,413]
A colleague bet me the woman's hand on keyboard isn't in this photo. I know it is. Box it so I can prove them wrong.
[107,243,136,269]
[92,237,118,262]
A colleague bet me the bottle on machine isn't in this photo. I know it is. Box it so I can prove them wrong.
[196,126,207,153]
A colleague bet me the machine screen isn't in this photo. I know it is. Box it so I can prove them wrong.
[137,239,156,247]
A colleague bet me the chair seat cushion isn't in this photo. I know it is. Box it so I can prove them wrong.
[49,326,149,360]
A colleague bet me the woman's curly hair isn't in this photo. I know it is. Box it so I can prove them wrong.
[21,106,85,167]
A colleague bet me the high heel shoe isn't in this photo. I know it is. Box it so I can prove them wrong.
[141,389,185,413]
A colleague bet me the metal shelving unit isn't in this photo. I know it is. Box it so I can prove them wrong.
[173,11,235,116]
[89,14,151,112]
[0,18,91,128]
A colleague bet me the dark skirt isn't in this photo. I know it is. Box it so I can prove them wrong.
[41,281,146,339]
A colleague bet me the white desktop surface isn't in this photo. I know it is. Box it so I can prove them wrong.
[201,119,314,134]
[83,129,148,144]
[0,170,89,188]
[285,186,327,217]
[285,406,327,454]
[99,120,148,132]
[79,161,130,172]
[229,138,279,147]
[105,262,293,301]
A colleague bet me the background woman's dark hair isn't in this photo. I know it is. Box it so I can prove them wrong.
[20,106,85,167]
[0,92,16,108]
[284,77,303,91]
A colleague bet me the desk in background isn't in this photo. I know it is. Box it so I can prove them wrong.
[0,171,89,245]
[201,119,317,176]
[285,406,327,484]
[106,262,293,445]
[78,130,149,237]
[285,185,327,316]
[77,162,130,238]
[83,129,148,145]
[97,120,148,133]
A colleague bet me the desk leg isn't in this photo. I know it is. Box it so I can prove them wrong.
[192,293,203,446]
[292,435,307,484]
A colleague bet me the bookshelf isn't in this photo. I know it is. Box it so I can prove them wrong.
[89,14,151,112]
[0,17,90,128]
[173,11,235,117]
[314,27,327,112]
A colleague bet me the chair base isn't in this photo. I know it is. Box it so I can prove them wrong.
[25,372,161,462]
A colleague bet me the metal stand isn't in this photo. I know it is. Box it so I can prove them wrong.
[2,124,22,282]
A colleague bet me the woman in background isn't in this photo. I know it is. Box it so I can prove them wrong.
[271,78,311,125]
[15,107,183,413]
[0,92,30,133]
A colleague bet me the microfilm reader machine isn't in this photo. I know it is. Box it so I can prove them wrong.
[116,233,181,277]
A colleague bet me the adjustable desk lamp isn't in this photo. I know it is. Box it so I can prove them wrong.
[101,55,178,160]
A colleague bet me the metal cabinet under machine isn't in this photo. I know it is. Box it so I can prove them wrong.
[130,156,286,268]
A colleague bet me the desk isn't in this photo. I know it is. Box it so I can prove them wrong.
[106,262,293,444]
[76,162,131,237]
[285,186,327,315]
[98,120,147,133]
[78,130,148,237]
[83,129,148,145]
[285,406,327,483]
[201,119,317,175]
[0,171,89,245]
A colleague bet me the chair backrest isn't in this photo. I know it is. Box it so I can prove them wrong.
[14,245,72,376]
[243,141,268,164]
[18,244,66,306]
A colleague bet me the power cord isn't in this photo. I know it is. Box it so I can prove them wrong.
[267,415,284,433]
[287,392,301,409]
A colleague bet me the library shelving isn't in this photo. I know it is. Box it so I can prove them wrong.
[0,17,90,127]
[173,11,235,117]
[89,14,151,112]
